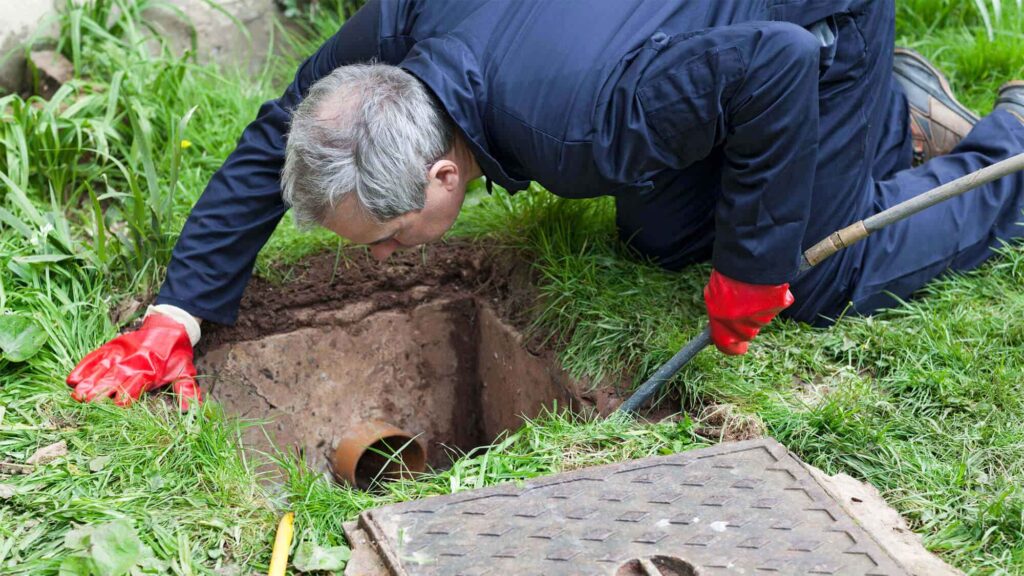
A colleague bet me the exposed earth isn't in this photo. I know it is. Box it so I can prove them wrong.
[196,242,632,475]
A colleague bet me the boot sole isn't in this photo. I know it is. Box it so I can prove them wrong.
[894,47,980,122]
[998,80,1024,94]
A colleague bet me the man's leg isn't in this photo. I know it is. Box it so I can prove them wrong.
[787,1,1024,322]
[871,82,914,182]
[849,110,1024,315]
[785,0,899,322]
[617,0,1024,326]
[616,1,901,300]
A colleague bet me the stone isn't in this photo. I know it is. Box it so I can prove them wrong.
[145,0,295,76]
[28,49,72,99]
[1,0,294,95]
[341,523,390,576]
[0,0,54,94]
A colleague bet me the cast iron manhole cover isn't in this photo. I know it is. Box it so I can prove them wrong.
[345,438,908,575]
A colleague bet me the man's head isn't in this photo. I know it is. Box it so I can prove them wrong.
[282,64,478,260]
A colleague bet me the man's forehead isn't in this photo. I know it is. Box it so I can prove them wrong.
[322,194,394,244]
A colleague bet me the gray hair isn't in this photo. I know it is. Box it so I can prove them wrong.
[281,63,455,226]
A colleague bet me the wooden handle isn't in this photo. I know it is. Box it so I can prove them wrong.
[802,221,869,267]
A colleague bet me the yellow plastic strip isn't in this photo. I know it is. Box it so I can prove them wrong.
[268,512,294,576]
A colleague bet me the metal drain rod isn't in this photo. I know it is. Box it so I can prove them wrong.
[618,151,1024,415]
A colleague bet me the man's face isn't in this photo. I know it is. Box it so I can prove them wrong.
[322,159,468,261]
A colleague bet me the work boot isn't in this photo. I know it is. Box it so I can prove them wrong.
[995,81,1024,126]
[893,48,979,165]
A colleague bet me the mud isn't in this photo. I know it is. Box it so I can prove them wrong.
[200,243,537,349]
[196,242,629,473]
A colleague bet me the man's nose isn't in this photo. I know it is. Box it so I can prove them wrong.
[370,240,400,261]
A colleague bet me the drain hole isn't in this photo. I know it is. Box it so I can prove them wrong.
[328,420,428,489]
[198,294,583,476]
[617,556,700,576]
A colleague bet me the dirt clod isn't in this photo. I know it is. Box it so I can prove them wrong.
[694,403,764,442]
[26,440,68,466]
[0,462,33,475]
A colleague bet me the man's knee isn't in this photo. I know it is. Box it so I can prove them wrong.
[615,194,714,271]
[750,21,823,76]
[616,215,685,271]
[617,234,707,272]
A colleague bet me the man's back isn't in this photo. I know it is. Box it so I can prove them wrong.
[393,0,858,198]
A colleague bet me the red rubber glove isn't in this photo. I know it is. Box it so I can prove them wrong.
[703,269,795,356]
[67,314,202,410]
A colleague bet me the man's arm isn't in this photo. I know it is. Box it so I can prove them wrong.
[714,23,822,284]
[65,2,384,410]
[156,0,383,325]
[641,21,821,283]
[640,22,821,352]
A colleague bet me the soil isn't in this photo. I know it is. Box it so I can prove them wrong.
[199,242,537,350]
[195,241,637,476]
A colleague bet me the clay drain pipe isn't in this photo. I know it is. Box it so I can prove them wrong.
[331,420,427,490]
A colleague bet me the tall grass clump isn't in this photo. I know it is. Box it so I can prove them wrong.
[1,0,287,572]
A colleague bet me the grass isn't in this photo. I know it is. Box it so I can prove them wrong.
[1,0,1023,574]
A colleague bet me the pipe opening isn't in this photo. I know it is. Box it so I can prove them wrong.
[347,434,426,490]
[328,419,428,490]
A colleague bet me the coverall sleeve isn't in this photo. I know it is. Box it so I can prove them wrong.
[154,1,382,324]
[641,22,821,285]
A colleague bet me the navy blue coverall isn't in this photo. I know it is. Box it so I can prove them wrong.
[157,0,1024,326]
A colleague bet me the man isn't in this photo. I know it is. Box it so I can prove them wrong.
[67,0,1024,410]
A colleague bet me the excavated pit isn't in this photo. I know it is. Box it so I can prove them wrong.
[196,243,625,473]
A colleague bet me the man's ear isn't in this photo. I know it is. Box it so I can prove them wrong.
[428,159,460,192]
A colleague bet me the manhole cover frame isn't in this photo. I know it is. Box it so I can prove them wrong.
[345,438,911,576]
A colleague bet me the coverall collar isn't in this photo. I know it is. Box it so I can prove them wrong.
[400,37,531,194]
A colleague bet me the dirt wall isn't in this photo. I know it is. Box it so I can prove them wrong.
[199,297,484,469]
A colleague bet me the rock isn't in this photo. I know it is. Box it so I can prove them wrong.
[0,0,53,94]
[109,295,147,328]
[342,522,389,576]
[28,49,72,99]
[1,0,297,95]
[0,483,16,499]
[26,440,68,466]
[146,0,295,75]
